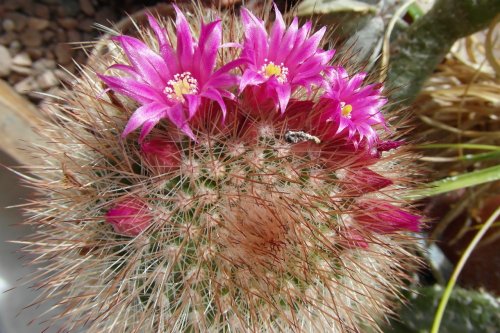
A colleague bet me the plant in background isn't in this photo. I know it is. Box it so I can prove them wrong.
[19,4,422,332]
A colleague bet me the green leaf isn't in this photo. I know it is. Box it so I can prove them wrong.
[407,3,424,20]
[416,143,500,151]
[405,165,500,199]
[297,0,377,16]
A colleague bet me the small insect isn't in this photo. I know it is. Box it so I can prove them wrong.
[284,130,321,144]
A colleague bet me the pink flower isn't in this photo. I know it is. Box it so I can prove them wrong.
[353,201,421,233]
[318,67,387,148]
[99,6,241,141]
[238,5,334,113]
[140,138,181,173]
[105,198,152,236]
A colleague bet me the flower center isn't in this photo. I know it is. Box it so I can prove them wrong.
[260,60,289,83]
[164,72,199,102]
[340,102,353,119]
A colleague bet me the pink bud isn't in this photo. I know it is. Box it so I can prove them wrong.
[105,198,152,236]
[341,168,393,196]
[140,138,181,173]
[353,201,421,233]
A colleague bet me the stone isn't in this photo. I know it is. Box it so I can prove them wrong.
[20,29,42,47]
[34,4,51,19]
[4,0,21,11]
[0,32,16,45]
[57,18,78,30]
[27,18,50,31]
[26,48,44,61]
[12,52,32,67]
[37,70,59,89]
[57,0,80,17]
[10,65,33,75]
[42,30,55,42]
[5,13,27,32]
[67,30,81,43]
[8,40,21,53]
[79,0,95,16]
[54,43,73,65]
[95,7,116,25]
[56,28,67,43]
[11,64,33,75]
[2,19,15,32]
[78,19,94,32]
[14,76,38,93]
[0,45,12,77]
[33,58,56,72]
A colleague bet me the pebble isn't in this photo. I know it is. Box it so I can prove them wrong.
[5,13,28,32]
[9,40,22,53]
[79,0,95,16]
[57,18,79,30]
[27,17,50,31]
[20,30,43,47]
[26,48,44,61]
[14,76,38,93]
[11,64,33,75]
[2,19,15,32]
[0,45,12,77]
[12,52,32,67]
[34,4,51,19]
[0,32,16,45]
[36,70,59,89]
[33,58,56,72]
[54,43,73,65]
[78,19,94,33]
[67,30,81,43]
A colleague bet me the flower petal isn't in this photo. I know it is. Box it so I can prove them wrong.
[114,35,169,87]
[122,102,168,138]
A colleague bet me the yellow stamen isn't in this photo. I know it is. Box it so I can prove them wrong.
[260,60,289,83]
[164,72,199,102]
[341,104,353,118]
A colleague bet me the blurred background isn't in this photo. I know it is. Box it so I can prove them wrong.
[0,0,498,332]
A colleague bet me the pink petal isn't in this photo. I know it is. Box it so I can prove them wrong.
[239,69,266,92]
[268,4,286,60]
[201,87,227,120]
[275,83,291,114]
[173,5,195,70]
[123,102,168,138]
[184,94,202,119]
[114,35,169,87]
[98,74,165,104]
[241,7,268,65]
[193,20,222,83]
[276,17,299,62]
[146,13,169,48]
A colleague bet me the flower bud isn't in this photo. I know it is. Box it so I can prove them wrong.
[105,197,152,236]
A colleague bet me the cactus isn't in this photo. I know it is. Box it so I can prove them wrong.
[19,4,422,332]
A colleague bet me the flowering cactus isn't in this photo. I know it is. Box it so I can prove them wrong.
[20,4,422,332]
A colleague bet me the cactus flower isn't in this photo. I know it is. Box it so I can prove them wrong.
[239,5,334,113]
[99,6,239,141]
[318,66,388,148]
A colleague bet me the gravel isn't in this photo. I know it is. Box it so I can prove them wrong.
[0,0,159,103]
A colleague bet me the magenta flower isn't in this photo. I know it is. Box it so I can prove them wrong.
[105,198,152,236]
[353,201,421,233]
[238,5,334,113]
[99,6,240,141]
[318,67,387,148]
